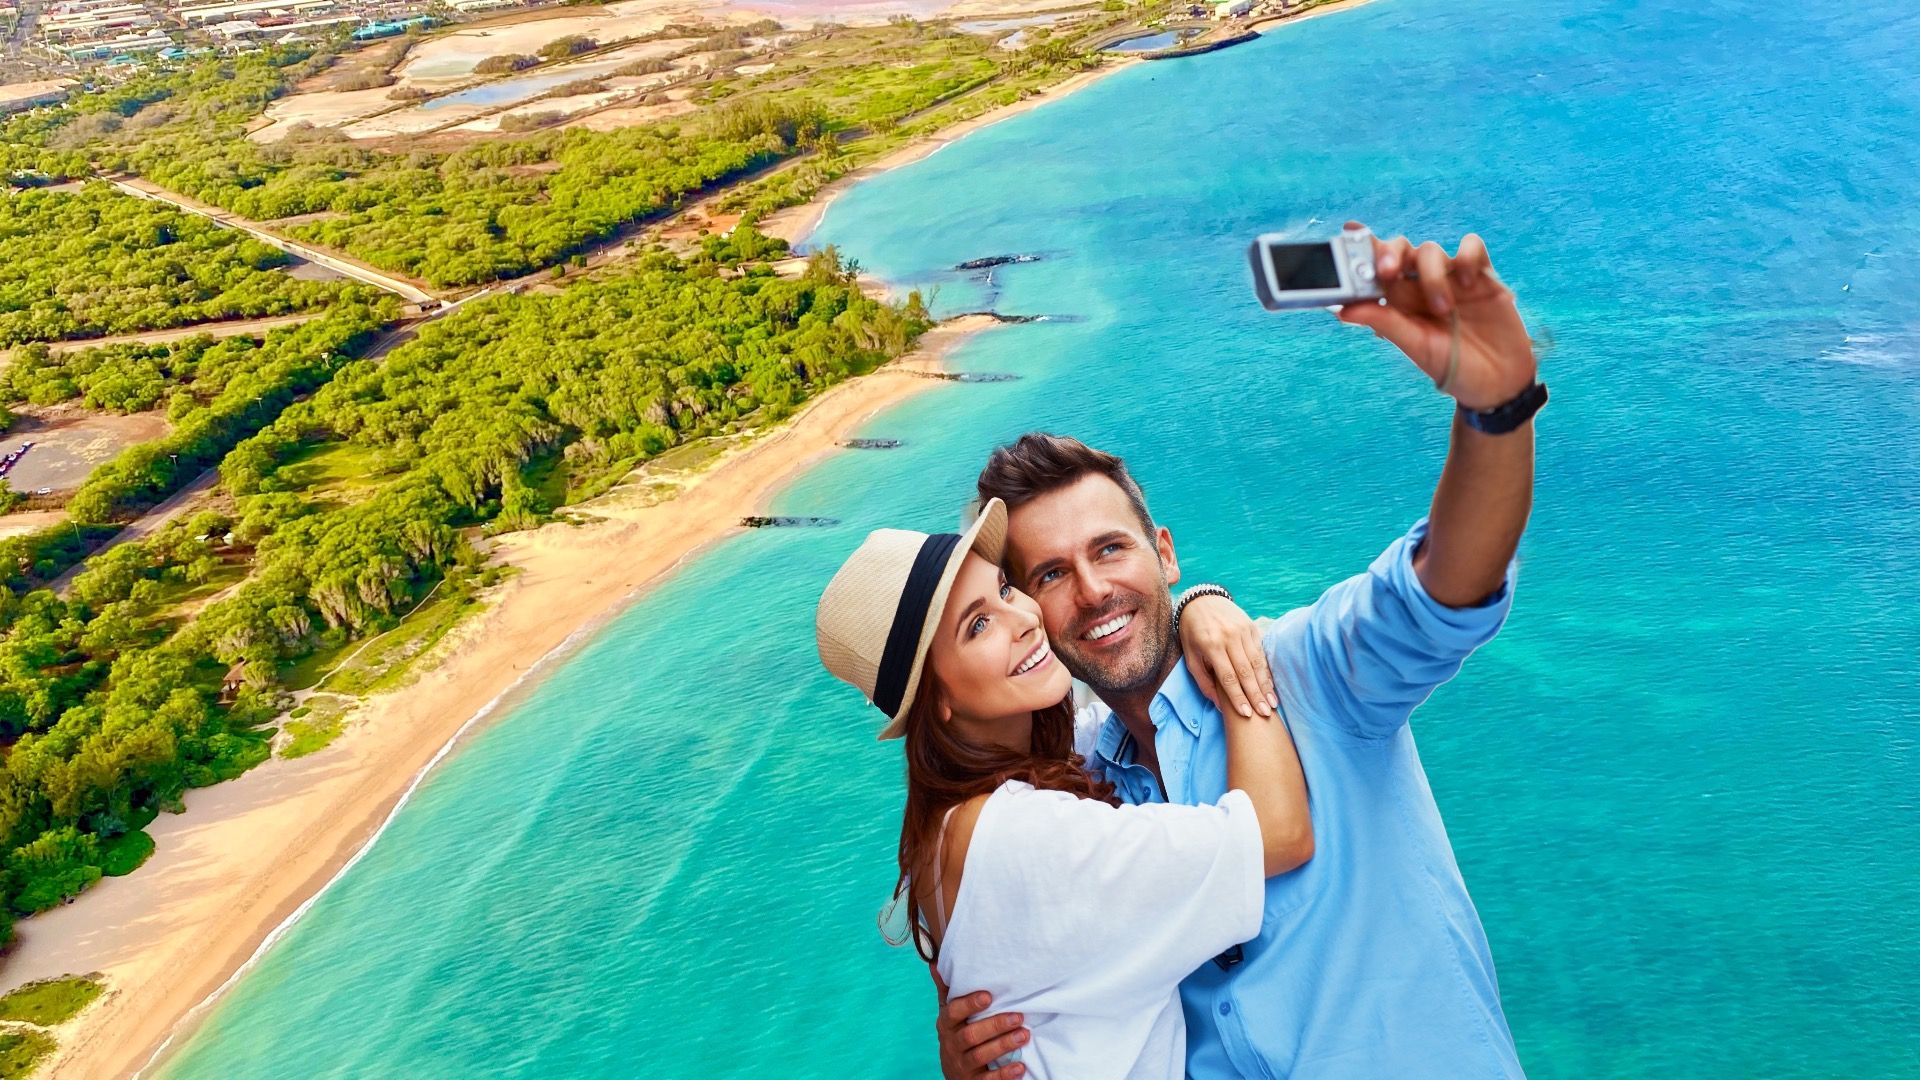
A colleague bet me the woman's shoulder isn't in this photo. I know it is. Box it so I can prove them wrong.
[969,781,1125,854]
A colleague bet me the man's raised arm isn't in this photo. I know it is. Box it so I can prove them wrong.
[1335,228,1541,608]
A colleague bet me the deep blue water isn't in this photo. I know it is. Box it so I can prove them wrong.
[159,0,1920,1075]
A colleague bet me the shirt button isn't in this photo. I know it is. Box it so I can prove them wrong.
[1218,1001,1232,1016]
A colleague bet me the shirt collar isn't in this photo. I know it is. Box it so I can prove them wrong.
[1089,656,1208,769]
[1149,657,1209,738]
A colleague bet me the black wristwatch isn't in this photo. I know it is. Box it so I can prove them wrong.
[1459,381,1548,435]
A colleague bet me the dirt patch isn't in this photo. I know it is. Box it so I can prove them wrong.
[395,0,746,85]
[2,407,170,496]
[250,86,407,143]
[566,84,699,131]
[0,508,70,538]
[298,38,413,94]
[456,89,632,132]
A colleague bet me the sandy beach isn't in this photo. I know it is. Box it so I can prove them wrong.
[3,5,1382,1074]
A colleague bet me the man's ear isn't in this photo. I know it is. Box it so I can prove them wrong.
[1156,525,1181,588]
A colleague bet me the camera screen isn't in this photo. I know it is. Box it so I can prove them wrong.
[1266,244,1342,291]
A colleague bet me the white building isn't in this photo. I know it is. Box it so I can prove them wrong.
[175,0,336,25]
[0,80,74,116]
[1213,0,1253,17]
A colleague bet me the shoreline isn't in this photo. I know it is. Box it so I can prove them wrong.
[12,4,1383,1074]
[758,64,1135,249]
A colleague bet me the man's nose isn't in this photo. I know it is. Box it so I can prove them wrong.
[1072,562,1115,611]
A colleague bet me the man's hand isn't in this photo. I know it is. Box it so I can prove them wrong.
[935,975,1028,1079]
[1334,226,1538,410]
[1179,592,1279,719]
[1336,225,1537,608]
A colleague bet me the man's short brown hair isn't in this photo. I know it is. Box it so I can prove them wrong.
[974,433,1154,539]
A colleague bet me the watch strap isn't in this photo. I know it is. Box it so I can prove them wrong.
[1460,381,1548,435]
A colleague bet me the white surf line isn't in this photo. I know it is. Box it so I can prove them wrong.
[130,544,712,1079]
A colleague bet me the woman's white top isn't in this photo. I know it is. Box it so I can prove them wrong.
[933,780,1266,1079]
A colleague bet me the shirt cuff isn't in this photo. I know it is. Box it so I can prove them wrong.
[1214,789,1269,943]
[1371,516,1516,644]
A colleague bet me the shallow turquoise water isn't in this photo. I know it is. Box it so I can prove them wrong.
[160,0,1920,1075]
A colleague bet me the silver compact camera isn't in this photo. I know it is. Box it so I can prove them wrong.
[1247,224,1383,311]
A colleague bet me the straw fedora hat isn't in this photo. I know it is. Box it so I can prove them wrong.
[816,497,1009,740]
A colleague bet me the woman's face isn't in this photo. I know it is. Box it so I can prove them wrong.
[926,552,1073,724]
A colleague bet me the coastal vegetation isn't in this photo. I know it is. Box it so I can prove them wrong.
[0,975,103,1025]
[18,301,393,527]
[0,185,343,346]
[0,1030,53,1079]
[473,53,538,74]
[0,0,1119,994]
[538,35,598,60]
[0,236,923,940]
[0,974,101,1076]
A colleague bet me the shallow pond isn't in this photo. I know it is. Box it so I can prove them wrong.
[1103,29,1192,51]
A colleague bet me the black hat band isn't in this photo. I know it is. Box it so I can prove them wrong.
[872,532,962,718]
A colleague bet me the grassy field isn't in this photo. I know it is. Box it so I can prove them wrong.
[275,441,394,504]
[281,710,348,759]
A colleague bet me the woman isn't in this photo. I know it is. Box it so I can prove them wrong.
[816,497,1311,1079]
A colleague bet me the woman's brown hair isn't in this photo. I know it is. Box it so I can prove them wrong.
[893,670,1116,964]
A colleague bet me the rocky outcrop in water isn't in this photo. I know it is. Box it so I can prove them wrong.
[955,254,1044,271]
[740,516,840,528]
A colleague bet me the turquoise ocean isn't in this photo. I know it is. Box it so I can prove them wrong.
[159,0,1919,1075]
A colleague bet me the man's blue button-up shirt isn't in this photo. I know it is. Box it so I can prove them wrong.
[1084,519,1526,1079]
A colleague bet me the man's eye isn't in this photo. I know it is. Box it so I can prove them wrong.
[969,615,989,637]
[1100,543,1122,557]
[1038,569,1062,585]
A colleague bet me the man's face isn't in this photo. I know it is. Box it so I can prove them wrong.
[1002,473,1182,697]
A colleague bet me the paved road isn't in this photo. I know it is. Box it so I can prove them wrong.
[40,286,497,595]
[0,312,325,364]
[103,176,440,306]
[48,465,220,594]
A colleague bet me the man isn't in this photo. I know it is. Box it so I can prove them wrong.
[937,228,1543,1078]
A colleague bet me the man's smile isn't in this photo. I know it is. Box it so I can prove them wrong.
[1079,609,1136,648]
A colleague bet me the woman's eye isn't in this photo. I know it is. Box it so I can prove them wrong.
[998,582,1013,600]
[969,615,989,637]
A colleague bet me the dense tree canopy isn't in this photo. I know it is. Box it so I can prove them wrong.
[226,238,920,511]
[0,239,924,935]
[0,185,343,346]
[124,104,822,287]
[0,20,1027,943]
[0,521,280,921]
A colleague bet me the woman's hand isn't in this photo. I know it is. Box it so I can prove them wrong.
[1178,592,1279,719]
